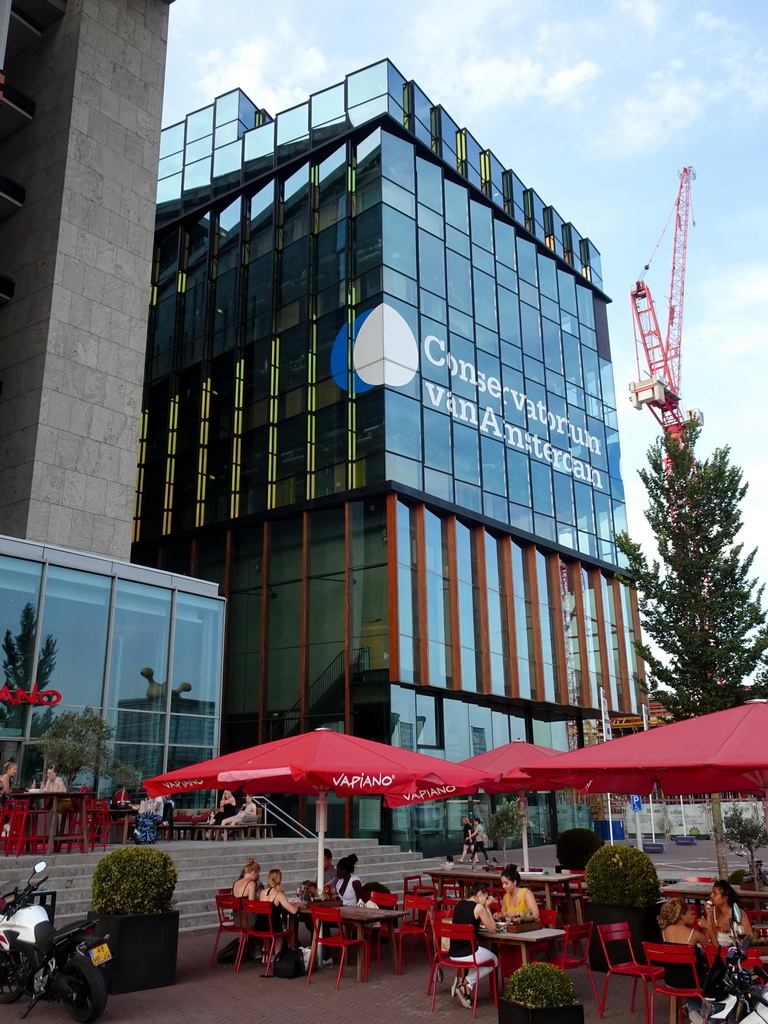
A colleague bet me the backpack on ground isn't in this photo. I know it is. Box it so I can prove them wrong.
[272,945,305,978]
[132,813,158,844]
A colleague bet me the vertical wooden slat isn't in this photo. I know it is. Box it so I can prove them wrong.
[386,493,400,683]
[548,552,569,707]
[612,576,631,714]
[446,515,461,691]
[570,561,592,712]
[475,527,491,697]
[415,505,429,687]
[525,546,545,703]
[590,568,612,712]
[499,535,518,700]
[257,523,269,743]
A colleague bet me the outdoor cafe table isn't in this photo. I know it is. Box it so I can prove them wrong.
[661,881,768,913]
[478,925,565,980]
[427,869,583,921]
[23,791,89,854]
[298,904,406,980]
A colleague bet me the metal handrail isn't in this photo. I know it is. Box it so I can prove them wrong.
[253,795,316,839]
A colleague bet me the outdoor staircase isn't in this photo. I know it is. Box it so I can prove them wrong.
[2,838,447,933]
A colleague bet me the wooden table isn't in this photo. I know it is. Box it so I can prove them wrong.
[662,881,768,912]
[479,925,565,980]
[108,808,135,844]
[24,791,89,854]
[299,905,406,981]
[427,869,583,921]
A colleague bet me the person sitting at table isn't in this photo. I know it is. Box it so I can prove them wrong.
[0,760,17,808]
[458,816,474,863]
[495,865,540,922]
[705,879,752,946]
[335,855,365,906]
[212,789,238,825]
[658,897,713,1024]
[449,881,499,1009]
[259,868,300,958]
[322,848,336,886]
[221,794,260,827]
[43,766,66,793]
[233,858,264,901]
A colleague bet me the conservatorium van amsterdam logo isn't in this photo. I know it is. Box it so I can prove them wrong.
[333,302,607,489]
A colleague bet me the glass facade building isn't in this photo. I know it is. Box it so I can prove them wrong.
[0,535,224,791]
[133,60,644,850]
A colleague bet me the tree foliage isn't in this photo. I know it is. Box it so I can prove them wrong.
[488,798,526,852]
[723,805,768,884]
[616,425,768,718]
[37,706,140,790]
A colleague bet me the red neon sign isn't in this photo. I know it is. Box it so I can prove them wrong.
[0,685,62,706]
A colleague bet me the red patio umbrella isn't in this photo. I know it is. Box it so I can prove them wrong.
[518,701,768,796]
[144,728,494,891]
[462,741,565,868]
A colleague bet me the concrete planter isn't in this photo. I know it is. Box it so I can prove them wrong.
[86,909,179,993]
[498,1000,584,1024]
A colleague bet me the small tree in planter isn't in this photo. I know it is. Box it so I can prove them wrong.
[556,828,604,871]
[89,847,178,993]
[723,806,768,888]
[584,845,661,970]
[489,799,526,855]
[500,962,582,1024]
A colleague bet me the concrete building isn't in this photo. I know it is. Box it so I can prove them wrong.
[133,61,645,850]
[0,0,172,560]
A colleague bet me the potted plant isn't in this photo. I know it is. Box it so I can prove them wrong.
[555,828,604,871]
[723,806,768,889]
[500,962,583,1024]
[88,846,178,993]
[584,845,661,970]
[489,799,526,855]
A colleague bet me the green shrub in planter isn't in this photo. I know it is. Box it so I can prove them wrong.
[729,869,747,886]
[689,826,700,836]
[362,881,391,894]
[584,845,660,907]
[504,963,576,1008]
[556,828,604,871]
[92,847,177,915]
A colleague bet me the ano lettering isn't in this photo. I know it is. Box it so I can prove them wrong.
[0,685,62,706]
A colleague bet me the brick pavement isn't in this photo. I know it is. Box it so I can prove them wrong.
[0,837,736,1024]
[1,926,643,1024]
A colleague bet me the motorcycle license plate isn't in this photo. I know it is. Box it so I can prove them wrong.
[88,943,112,966]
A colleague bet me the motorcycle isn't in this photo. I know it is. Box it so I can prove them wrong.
[0,861,110,1022]
[704,903,768,1024]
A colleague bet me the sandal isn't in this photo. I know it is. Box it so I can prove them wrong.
[455,982,472,1009]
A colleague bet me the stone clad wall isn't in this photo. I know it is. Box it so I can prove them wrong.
[0,0,171,559]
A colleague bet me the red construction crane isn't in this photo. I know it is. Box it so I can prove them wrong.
[629,167,699,440]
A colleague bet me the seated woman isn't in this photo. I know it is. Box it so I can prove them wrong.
[495,865,540,921]
[212,789,238,825]
[232,858,263,901]
[658,897,715,1024]
[705,879,752,946]
[335,855,364,906]
[449,881,499,1009]
[259,869,300,957]
[221,794,260,827]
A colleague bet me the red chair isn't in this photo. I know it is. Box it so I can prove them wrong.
[538,921,601,1010]
[87,800,111,852]
[553,875,587,924]
[441,881,464,908]
[306,904,369,989]
[597,922,663,1020]
[643,942,705,1024]
[394,894,434,972]
[210,894,243,966]
[525,908,558,960]
[428,919,498,1019]
[367,891,398,969]
[4,799,48,857]
[236,899,293,975]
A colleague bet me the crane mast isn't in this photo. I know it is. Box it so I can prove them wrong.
[629,167,698,440]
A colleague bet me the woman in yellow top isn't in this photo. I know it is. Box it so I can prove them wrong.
[495,865,540,921]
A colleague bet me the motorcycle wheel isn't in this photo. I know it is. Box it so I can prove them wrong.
[61,958,108,1023]
[0,950,25,1003]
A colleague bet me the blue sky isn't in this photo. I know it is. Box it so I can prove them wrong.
[162,0,768,588]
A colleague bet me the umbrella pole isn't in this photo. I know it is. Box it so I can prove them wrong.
[315,791,329,966]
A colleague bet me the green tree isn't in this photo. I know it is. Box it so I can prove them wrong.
[488,798,526,853]
[617,424,768,877]
[723,805,768,887]
[37,706,140,790]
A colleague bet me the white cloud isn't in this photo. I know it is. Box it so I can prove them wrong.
[613,0,663,35]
